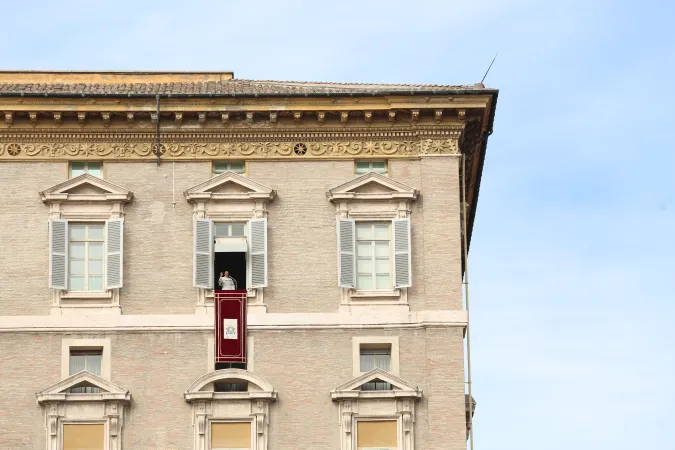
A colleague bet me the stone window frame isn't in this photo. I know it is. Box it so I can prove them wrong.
[36,371,131,450]
[184,368,277,450]
[185,171,275,315]
[61,338,111,381]
[331,368,422,450]
[40,174,133,315]
[327,172,418,310]
[352,336,400,377]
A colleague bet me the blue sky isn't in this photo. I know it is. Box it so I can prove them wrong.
[2,1,673,448]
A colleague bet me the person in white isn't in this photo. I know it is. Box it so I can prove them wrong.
[218,271,237,290]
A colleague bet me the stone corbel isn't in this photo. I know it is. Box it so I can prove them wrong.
[46,403,60,450]
[340,111,349,125]
[126,112,134,125]
[339,400,357,450]
[102,112,111,128]
[397,398,415,450]
[245,112,254,126]
[53,112,62,126]
[4,111,13,126]
[221,112,229,125]
[388,110,396,124]
[434,109,443,123]
[364,111,373,125]
[175,112,183,127]
[77,112,86,127]
[317,111,326,125]
[269,112,277,123]
[150,112,158,124]
[293,111,302,125]
[410,109,420,124]
[29,112,38,126]
[198,112,206,126]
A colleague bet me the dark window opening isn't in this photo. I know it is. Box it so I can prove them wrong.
[216,362,247,370]
[69,349,103,393]
[214,382,248,392]
[214,251,247,291]
[361,379,392,391]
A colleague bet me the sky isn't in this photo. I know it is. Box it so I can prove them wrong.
[2,0,674,448]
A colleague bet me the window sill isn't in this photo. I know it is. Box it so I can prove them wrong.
[349,289,401,299]
[60,291,112,300]
[206,289,257,299]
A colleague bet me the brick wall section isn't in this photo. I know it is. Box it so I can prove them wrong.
[0,329,466,449]
[248,160,353,313]
[419,157,463,310]
[0,162,65,315]
[0,333,62,449]
[104,161,209,314]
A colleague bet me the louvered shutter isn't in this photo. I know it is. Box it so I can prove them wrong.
[49,219,68,289]
[249,218,267,288]
[393,218,412,288]
[105,218,124,289]
[194,218,213,289]
[337,219,356,288]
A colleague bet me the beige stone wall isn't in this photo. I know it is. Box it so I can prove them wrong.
[0,329,466,449]
[0,157,462,315]
[0,162,65,315]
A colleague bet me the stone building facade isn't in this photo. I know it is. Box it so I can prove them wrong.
[0,71,498,450]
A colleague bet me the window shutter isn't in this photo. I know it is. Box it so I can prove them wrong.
[337,219,356,288]
[105,218,124,289]
[249,218,267,288]
[49,219,68,289]
[194,218,213,289]
[393,218,412,288]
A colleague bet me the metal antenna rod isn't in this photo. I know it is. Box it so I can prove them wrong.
[462,154,475,450]
[481,52,499,84]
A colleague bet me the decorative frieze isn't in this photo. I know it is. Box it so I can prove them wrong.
[0,133,461,160]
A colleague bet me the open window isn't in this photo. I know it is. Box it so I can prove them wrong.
[185,172,275,314]
[328,172,418,311]
[40,174,132,314]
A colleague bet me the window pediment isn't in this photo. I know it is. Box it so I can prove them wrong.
[36,370,131,404]
[327,172,419,202]
[185,368,277,402]
[40,174,133,204]
[331,368,422,400]
[184,171,276,202]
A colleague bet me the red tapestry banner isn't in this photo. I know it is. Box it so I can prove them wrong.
[215,290,247,363]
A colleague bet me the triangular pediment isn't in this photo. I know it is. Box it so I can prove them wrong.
[40,174,133,203]
[333,368,419,392]
[184,171,276,202]
[36,371,131,403]
[327,172,418,201]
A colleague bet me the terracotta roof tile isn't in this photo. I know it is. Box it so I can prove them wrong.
[0,79,485,96]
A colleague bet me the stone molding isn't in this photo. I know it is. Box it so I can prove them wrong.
[331,368,421,450]
[36,371,131,450]
[185,369,277,450]
[352,336,400,377]
[0,310,468,332]
[0,129,462,160]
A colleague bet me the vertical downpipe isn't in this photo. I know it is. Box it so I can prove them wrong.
[462,154,475,450]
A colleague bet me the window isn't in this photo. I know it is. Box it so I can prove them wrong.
[356,223,391,290]
[356,420,397,450]
[214,382,248,392]
[69,223,105,291]
[214,222,246,237]
[355,160,387,175]
[360,346,391,372]
[211,422,251,450]
[69,349,102,393]
[213,160,246,175]
[63,423,105,450]
[70,161,103,178]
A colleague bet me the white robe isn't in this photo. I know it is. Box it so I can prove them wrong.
[218,276,237,290]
